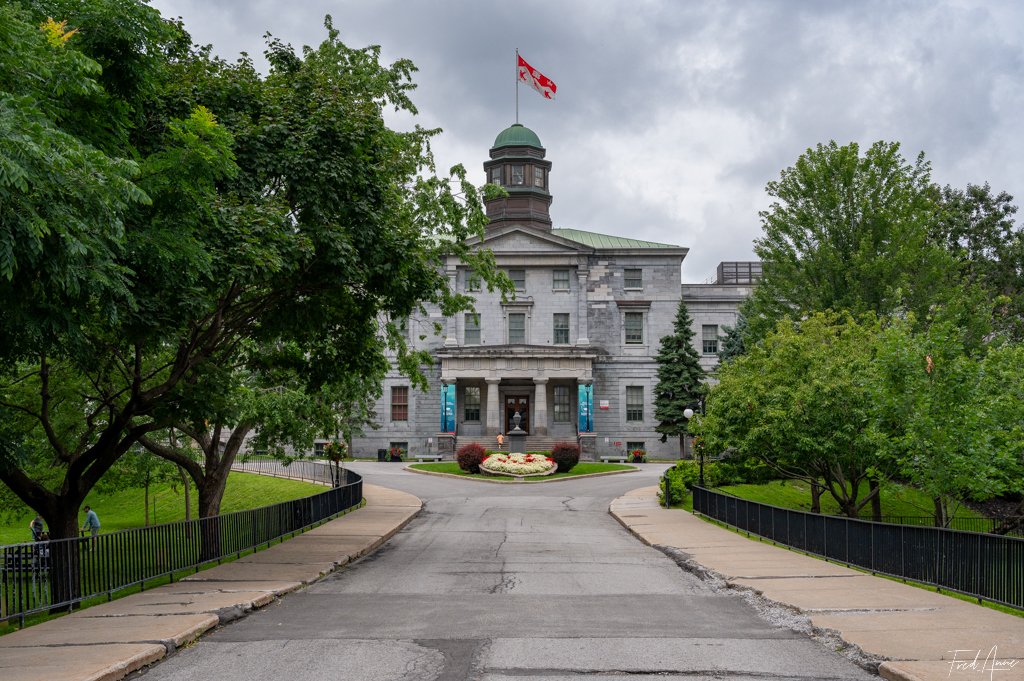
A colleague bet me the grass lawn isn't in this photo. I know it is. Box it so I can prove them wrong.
[0,472,325,545]
[408,461,635,481]
[713,479,988,520]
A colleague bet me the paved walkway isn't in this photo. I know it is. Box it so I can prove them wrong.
[0,484,420,681]
[610,486,1024,681]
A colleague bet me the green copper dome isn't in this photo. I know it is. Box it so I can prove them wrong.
[492,123,543,150]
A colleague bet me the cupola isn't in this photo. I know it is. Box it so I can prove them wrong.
[483,123,553,231]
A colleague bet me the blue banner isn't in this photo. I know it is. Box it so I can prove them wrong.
[441,383,456,433]
[577,383,593,433]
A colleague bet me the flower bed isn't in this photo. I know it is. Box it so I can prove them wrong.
[480,452,557,477]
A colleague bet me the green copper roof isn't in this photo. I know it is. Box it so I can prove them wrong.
[492,123,543,149]
[552,228,682,250]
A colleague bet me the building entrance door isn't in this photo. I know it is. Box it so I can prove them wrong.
[505,396,530,434]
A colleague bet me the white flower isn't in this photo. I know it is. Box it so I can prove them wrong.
[480,453,556,475]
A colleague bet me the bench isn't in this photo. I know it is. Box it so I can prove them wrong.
[599,455,628,463]
[414,453,444,462]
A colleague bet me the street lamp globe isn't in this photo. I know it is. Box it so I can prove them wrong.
[683,408,694,419]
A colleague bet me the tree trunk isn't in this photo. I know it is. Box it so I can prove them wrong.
[869,477,882,522]
[933,496,948,527]
[197,477,228,562]
[809,481,822,514]
[178,466,192,521]
[48,510,83,613]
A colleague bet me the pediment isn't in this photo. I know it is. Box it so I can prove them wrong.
[468,225,592,254]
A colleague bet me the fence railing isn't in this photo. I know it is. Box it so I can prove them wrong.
[870,515,1023,537]
[1,467,362,626]
[232,457,342,486]
[693,486,1024,610]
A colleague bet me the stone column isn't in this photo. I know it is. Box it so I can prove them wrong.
[576,269,590,346]
[444,266,458,347]
[533,377,549,435]
[485,377,501,435]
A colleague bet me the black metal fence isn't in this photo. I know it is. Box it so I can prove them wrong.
[693,486,1024,610]
[1,467,362,625]
[872,515,1023,537]
[232,457,342,486]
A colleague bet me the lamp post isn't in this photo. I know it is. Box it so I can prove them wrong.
[683,397,705,486]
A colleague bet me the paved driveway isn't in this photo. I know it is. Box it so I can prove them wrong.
[134,463,873,681]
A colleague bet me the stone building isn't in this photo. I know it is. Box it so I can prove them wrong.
[352,123,758,459]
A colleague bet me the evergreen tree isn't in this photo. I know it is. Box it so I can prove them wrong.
[654,300,706,455]
[717,312,748,363]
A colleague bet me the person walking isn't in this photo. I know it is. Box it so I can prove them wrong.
[81,506,101,547]
[29,514,44,541]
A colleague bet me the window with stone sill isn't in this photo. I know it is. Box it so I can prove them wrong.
[624,268,643,289]
[508,313,526,344]
[391,386,409,422]
[624,311,644,344]
[702,324,719,355]
[509,269,526,291]
[464,313,480,345]
[553,385,571,422]
[552,269,570,290]
[464,386,481,422]
[626,386,644,421]
[553,313,570,344]
[465,272,481,292]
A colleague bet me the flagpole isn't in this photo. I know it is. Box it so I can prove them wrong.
[515,47,519,124]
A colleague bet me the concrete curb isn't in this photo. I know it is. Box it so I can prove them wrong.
[609,486,1024,681]
[0,484,422,681]
[404,464,639,484]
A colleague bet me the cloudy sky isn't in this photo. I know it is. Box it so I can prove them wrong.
[150,0,1023,282]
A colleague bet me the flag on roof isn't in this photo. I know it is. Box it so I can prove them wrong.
[517,54,557,100]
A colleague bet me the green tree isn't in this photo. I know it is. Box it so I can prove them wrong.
[701,312,887,517]
[0,2,499,565]
[717,311,748,364]
[745,140,974,346]
[931,183,1024,340]
[654,300,706,456]
[872,318,1024,525]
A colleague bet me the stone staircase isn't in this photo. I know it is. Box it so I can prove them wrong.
[454,435,573,453]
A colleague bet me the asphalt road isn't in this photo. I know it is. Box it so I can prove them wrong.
[134,463,874,681]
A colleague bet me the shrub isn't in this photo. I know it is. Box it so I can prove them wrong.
[456,442,488,473]
[550,441,580,473]
[388,447,404,462]
[627,449,646,463]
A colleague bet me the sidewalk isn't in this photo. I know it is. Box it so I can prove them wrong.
[610,486,1024,681]
[0,484,421,681]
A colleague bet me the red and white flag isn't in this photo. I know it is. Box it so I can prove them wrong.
[517,54,557,100]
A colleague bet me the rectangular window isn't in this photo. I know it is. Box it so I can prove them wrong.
[552,269,570,290]
[533,166,545,187]
[624,268,643,289]
[314,442,326,457]
[490,167,502,185]
[553,385,570,423]
[626,386,644,422]
[391,386,409,422]
[626,441,645,452]
[702,324,719,355]
[464,313,480,345]
[465,272,481,292]
[553,313,570,344]
[624,312,644,344]
[464,386,481,421]
[508,313,526,344]
[511,164,525,185]
[509,269,526,290]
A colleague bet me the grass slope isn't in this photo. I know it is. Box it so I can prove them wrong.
[718,479,988,520]
[1,472,324,545]
[408,461,634,481]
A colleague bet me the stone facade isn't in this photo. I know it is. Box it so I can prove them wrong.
[351,124,757,460]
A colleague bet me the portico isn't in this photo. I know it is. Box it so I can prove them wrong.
[438,347,595,437]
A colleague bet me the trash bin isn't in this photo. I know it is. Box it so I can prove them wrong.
[377,448,387,462]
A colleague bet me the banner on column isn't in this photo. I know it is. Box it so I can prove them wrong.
[441,383,456,433]
[577,383,593,433]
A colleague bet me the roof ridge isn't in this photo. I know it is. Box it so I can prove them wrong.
[551,227,682,249]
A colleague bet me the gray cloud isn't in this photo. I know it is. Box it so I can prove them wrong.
[151,0,1024,282]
